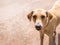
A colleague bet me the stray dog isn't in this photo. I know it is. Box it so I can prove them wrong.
[27,1,60,45]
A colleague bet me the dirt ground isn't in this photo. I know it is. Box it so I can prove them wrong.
[0,0,60,45]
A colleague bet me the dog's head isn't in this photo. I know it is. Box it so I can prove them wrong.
[27,9,53,31]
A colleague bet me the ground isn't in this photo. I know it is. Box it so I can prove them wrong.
[0,0,60,45]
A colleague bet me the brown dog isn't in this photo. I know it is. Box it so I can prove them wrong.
[27,0,60,45]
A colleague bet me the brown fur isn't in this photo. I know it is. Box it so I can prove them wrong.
[27,0,60,45]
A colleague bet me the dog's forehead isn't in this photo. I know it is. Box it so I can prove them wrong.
[33,9,46,16]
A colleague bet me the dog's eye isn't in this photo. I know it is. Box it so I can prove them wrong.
[33,15,37,22]
[41,15,45,19]
[33,15,37,19]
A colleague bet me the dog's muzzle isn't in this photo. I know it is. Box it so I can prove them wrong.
[35,25,42,31]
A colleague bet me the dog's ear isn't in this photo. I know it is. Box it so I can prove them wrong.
[27,11,33,21]
[46,11,53,21]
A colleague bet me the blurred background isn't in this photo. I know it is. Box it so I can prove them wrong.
[0,0,60,45]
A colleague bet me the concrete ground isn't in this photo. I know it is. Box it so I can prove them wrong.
[0,0,60,45]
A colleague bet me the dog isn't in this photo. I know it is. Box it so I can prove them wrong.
[27,0,60,45]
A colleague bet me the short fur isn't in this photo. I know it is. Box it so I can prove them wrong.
[27,0,60,45]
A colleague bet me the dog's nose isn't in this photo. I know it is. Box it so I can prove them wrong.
[35,25,42,31]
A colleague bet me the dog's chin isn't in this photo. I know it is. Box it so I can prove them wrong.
[36,28,41,31]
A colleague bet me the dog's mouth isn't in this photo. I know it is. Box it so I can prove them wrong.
[35,25,42,31]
